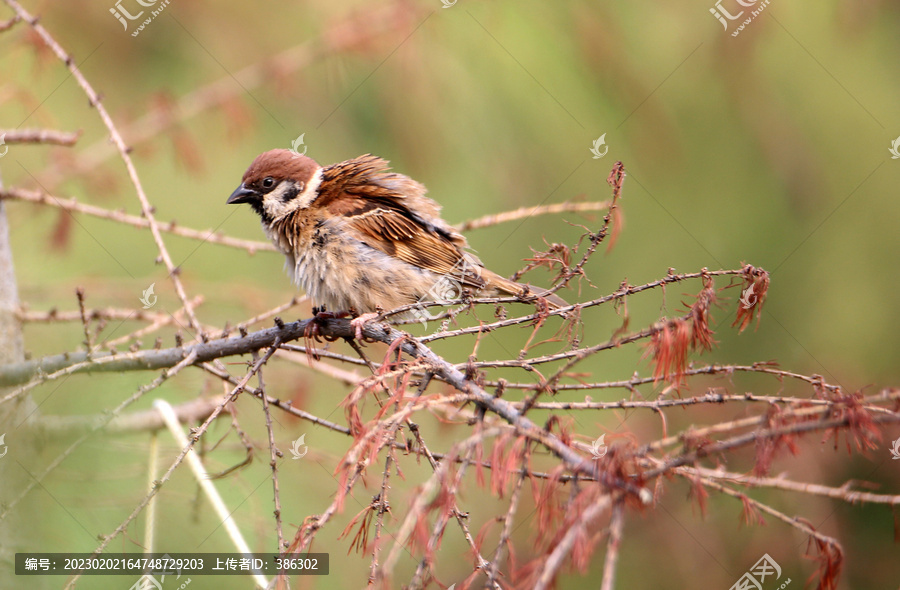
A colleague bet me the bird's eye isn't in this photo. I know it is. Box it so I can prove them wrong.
[262,177,275,189]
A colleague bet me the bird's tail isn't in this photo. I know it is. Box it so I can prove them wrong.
[484,270,568,309]
[523,284,569,309]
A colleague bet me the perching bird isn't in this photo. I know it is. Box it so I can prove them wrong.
[227,150,566,336]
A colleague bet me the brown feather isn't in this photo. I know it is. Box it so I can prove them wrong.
[241,149,319,186]
[317,155,486,288]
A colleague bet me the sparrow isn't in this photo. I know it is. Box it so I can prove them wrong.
[227,150,567,337]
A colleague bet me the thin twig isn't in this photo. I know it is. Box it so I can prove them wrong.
[367,453,393,587]
[678,465,900,506]
[0,128,81,146]
[0,14,20,31]
[143,430,159,555]
[599,500,625,590]
[75,287,93,358]
[456,200,611,232]
[255,349,285,551]
[487,446,529,586]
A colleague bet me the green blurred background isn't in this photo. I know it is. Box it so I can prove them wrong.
[1,0,899,588]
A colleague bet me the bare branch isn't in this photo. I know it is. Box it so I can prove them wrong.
[35,396,222,436]
[0,349,201,523]
[679,465,900,506]
[0,14,20,31]
[534,494,613,590]
[0,186,276,254]
[456,200,611,232]
[599,500,625,590]
[0,128,81,146]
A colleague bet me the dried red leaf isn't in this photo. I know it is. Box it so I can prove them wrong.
[645,318,691,386]
[535,467,565,539]
[490,434,514,498]
[753,405,802,477]
[534,486,607,582]
[22,28,54,71]
[733,264,769,333]
[603,161,626,254]
[738,494,766,527]
[607,203,623,253]
[337,502,376,554]
[821,390,882,454]
[49,208,72,251]
[689,275,717,352]
[170,128,205,174]
[804,532,844,590]
[520,242,572,284]
[687,475,709,518]
[473,432,486,489]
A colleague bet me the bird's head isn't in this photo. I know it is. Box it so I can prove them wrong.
[227,149,323,223]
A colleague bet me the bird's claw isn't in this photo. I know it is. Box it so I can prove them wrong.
[349,312,380,340]
[305,308,349,340]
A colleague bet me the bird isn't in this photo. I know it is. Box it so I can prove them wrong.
[227,150,567,337]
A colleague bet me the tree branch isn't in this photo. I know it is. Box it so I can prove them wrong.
[0,128,81,146]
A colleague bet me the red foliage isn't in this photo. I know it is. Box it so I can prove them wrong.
[220,95,254,142]
[687,475,710,518]
[733,264,770,333]
[753,405,801,477]
[738,494,766,527]
[821,390,882,454]
[805,531,844,590]
[490,434,527,498]
[645,274,725,386]
[534,467,566,542]
[645,318,691,386]
[521,241,572,285]
[605,161,626,253]
[690,275,717,352]
[338,501,378,554]
[49,208,72,251]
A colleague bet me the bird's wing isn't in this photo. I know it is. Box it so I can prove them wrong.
[329,198,486,289]
[318,156,485,288]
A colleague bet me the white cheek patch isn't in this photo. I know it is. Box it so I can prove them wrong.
[262,182,295,219]
[295,168,323,209]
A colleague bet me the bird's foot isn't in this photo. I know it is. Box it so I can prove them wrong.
[349,312,380,340]
[304,306,350,340]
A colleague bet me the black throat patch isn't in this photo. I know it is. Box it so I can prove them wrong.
[281,181,301,203]
[249,200,273,225]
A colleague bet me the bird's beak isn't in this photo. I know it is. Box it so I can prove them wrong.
[227,184,257,205]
